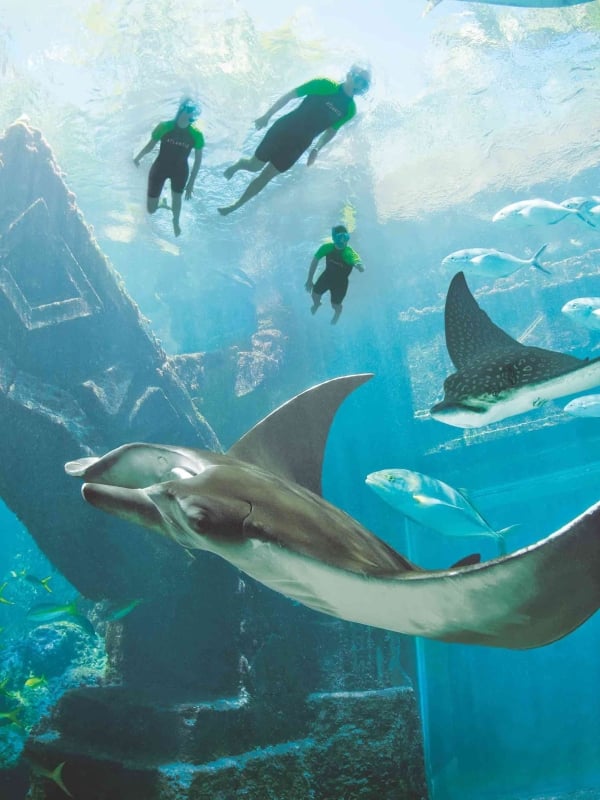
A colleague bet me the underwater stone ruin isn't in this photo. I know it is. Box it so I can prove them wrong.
[0,122,427,799]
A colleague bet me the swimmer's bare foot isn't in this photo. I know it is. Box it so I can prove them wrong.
[173,219,181,237]
[218,206,235,216]
[310,302,321,315]
[331,313,341,325]
[223,165,237,180]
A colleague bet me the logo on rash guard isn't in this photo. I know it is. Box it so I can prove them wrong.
[164,135,191,149]
[325,102,343,118]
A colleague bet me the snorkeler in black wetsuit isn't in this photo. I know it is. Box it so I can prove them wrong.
[254,81,354,171]
[305,225,365,325]
[218,65,371,216]
[134,99,204,237]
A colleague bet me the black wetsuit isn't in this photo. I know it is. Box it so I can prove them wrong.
[256,79,355,172]
[148,121,204,197]
[313,242,362,305]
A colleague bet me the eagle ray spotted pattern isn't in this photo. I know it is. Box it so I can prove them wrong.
[431,272,600,427]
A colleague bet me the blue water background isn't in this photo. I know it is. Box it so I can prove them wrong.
[2,1,600,797]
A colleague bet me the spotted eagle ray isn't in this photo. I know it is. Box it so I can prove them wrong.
[64,375,600,649]
[430,272,600,428]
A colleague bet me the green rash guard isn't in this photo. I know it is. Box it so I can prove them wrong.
[314,242,362,274]
[312,241,363,305]
[151,120,205,167]
[293,78,357,132]
[147,121,205,197]
[254,77,357,172]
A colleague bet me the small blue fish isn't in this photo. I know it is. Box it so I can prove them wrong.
[366,468,514,554]
[27,600,79,622]
[27,601,95,636]
[106,598,143,621]
[564,395,600,418]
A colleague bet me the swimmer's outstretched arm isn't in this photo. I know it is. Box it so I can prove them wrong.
[185,149,203,199]
[255,90,298,129]
[305,255,321,292]
[307,127,337,166]
[134,138,157,166]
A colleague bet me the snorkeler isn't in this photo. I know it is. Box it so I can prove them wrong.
[305,225,364,325]
[218,65,371,216]
[134,99,204,237]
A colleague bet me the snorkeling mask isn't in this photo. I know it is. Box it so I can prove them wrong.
[348,65,371,96]
[177,99,200,122]
[332,226,350,247]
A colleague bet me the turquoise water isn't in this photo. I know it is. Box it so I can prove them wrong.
[2,1,600,797]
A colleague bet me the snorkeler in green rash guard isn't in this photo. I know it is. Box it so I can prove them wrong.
[134,99,204,237]
[306,225,364,325]
[218,65,371,216]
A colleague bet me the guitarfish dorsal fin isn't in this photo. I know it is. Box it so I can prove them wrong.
[228,374,373,496]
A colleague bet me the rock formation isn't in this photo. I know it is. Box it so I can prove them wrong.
[0,121,426,799]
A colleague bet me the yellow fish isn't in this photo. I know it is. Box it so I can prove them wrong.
[0,582,14,605]
[24,675,48,689]
[30,760,73,798]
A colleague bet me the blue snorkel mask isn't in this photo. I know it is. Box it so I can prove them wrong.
[348,65,371,96]
[176,99,200,122]
[332,225,350,248]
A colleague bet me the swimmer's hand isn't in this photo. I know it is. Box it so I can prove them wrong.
[307,148,319,167]
[133,157,140,167]
[185,183,194,200]
[255,114,270,130]
[305,280,314,293]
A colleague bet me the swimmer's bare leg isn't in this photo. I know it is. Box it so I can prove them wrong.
[223,155,265,180]
[331,303,342,325]
[218,163,280,216]
[147,196,160,214]
[171,191,183,236]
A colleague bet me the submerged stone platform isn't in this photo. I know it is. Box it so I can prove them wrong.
[24,686,426,800]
